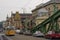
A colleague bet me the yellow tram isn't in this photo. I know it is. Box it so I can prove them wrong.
[5,26,15,36]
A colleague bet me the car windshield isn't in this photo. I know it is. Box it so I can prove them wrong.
[47,31,55,34]
[6,26,15,30]
[35,31,42,34]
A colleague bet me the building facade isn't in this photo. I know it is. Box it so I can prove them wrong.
[5,11,32,29]
[32,0,60,25]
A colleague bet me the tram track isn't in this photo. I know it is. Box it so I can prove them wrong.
[2,35,8,40]
[0,35,12,40]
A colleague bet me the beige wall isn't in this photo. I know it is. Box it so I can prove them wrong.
[35,16,48,25]
[32,3,60,26]
[57,4,60,9]
[45,4,60,16]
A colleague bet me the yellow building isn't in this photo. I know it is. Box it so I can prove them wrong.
[6,12,22,29]
[5,11,32,29]
[32,0,60,25]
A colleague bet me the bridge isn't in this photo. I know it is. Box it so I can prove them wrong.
[31,10,60,34]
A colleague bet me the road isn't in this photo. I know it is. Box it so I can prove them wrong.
[8,34,60,40]
[8,34,48,40]
[0,34,11,40]
[0,33,60,40]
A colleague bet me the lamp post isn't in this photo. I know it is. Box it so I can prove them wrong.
[24,16,29,31]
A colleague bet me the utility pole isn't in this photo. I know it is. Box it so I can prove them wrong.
[22,8,26,13]
[24,16,29,31]
[22,8,29,31]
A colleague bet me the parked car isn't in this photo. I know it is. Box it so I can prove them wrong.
[23,30,32,36]
[0,28,3,32]
[32,31,44,37]
[45,31,54,39]
[15,29,20,34]
[19,30,23,34]
[45,31,60,39]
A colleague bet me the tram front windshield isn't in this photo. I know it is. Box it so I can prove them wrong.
[6,26,15,30]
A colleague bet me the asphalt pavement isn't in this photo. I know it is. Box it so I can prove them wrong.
[8,34,48,40]
[0,33,60,40]
[0,34,12,40]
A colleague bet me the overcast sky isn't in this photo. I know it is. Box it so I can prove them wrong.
[0,0,50,22]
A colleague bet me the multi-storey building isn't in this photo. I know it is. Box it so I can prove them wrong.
[5,11,32,29]
[32,0,60,25]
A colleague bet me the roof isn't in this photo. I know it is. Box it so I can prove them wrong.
[38,8,48,12]
[32,0,60,12]
[12,13,32,16]
[50,0,60,3]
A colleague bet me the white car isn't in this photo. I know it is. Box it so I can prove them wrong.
[15,29,20,34]
[33,31,44,37]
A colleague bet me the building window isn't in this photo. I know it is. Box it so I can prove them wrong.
[48,8,50,11]
[57,6,58,9]
[46,8,50,11]
[38,12,47,17]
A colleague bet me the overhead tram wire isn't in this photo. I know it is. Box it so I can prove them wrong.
[23,0,33,8]
[21,0,32,13]
[22,0,42,13]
